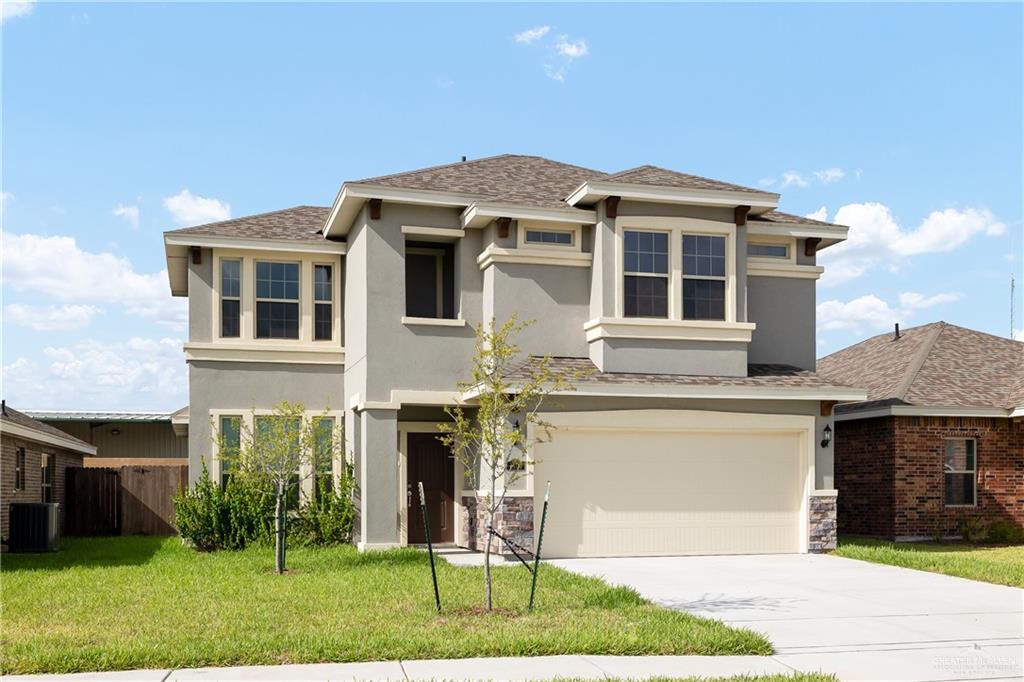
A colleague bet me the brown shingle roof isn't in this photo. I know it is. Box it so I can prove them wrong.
[506,357,858,391]
[750,210,847,228]
[817,322,1023,411]
[1,403,94,450]
[353,154,606,210]
[165,206,330,242]
[602,165,766,194]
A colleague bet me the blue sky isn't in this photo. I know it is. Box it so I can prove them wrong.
[2,1,1022,410]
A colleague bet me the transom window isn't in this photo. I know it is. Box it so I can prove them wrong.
[314,264,333,341]
[525,229,573,246]
[220,259,241,338]
[623,230,669,318]
[255,261,300,339]
[748,242,789,259]
[682,235,726,321]
[944,439,976,507]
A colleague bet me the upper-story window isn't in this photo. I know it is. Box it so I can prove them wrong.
[525,229,573,247]
[682,235,726,321]
[255,261,300,339]
[747,242,789,259]
[220,259,241,338]
[314,265,333,341]
[623,230,669,318]
[405,241,454,319]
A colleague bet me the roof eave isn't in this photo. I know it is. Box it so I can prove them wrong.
[323,183,485,238]
[0,419,98,456]
[460,383,867,402]
[565,180,780,213]
[747,221,850,248]
[461,202,597,229]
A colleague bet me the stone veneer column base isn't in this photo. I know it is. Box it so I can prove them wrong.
[461,496,534,556]
[809,491,838,553]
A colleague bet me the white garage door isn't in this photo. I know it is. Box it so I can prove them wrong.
[533,411,809,558]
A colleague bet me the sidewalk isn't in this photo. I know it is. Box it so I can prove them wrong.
[5,644,1022,682]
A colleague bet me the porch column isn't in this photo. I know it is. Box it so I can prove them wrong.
[357,407,400,550]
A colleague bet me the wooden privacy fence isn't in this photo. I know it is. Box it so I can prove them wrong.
[66,465,187,536]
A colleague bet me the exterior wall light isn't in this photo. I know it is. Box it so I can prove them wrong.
[111,428,121,436]
[820,423,832,448]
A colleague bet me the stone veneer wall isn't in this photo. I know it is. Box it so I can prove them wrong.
[808,493,838,552]
[461,496,534,556]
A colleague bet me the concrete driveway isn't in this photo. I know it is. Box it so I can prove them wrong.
[550,554,1024,681]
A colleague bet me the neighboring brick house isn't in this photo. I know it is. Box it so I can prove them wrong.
[1,402,97,541]
[818,322,1024,540]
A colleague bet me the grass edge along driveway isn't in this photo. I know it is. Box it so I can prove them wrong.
[1,537,771,675]
[833,537,1024,587]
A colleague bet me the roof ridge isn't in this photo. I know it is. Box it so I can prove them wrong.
[351,154,607,186]
[893,321,946,402]
[165,205,327,234]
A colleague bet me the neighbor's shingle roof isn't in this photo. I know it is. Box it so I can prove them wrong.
[1,404,94,449]
[505,357,858,391]
[817,322,1023,411]
[601,165,766,195]
[352,154,606,210]
[165,206,330,241]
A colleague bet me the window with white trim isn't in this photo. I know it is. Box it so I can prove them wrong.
[313,416,335,501]
[405,242,454,319]
[14,446,25,491]
[220,259,241,338]
[623,230,669,318]
[747,242,789,259]
[313,264,333,341]
[40,453,53,503]
[682,234,726,321]
[944,439,976,506]
[524,229,573,247]
[255,261,300,339]
[255,415,302,508]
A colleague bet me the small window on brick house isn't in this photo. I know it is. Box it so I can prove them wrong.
[944,439,976,507]
[41,453,53,503]
[14,446,26,491]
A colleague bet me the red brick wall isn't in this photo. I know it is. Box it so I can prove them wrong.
[893,416,1023,538]
[1,434,84,540]
[834,416,896,537]
[835,415,1024,539]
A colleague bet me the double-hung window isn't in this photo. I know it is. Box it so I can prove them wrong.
[14,447,25,491]
[220,259,241,338]
[682,235,726,321]
[623,230,669,318]
[40,453,53,502]
[314,264,333,341]
[944,439,977,507]
[219,415,242,488]
[255,262,300,339]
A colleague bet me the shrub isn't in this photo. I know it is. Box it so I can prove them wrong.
[292,469,356,546]
[960,516,988,543]
[173,465,275,551]
[986,518,1024,545]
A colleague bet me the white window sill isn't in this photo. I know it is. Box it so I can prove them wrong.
[402,317,467,328]
[583,317,756,343]
[183,342,344,365]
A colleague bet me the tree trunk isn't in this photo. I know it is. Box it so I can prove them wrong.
[484,505,493,611]
[274,481,286,574]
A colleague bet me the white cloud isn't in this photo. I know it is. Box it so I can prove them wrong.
[556,37,588,59]
[163,189,230,227]
[1013,328,1024,341]
[2,337,186,410]
[1,191,13,208]
[781,171,809,188]
[5,303,102,332]
[1,231,186,330]
[818,290,961,335]
[806,206,828,222]
[814,168,845,184]
[1,0,34,23]
[819,203,1006,286]
[113,203,140,229]
[514,25,550,44]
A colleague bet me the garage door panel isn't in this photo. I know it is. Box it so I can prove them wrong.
[534,426,804,558]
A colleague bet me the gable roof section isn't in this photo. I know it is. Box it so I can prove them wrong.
[602,165,764,194]
[165,206,330,242]
[1,403,97,456]
[817,322,1023,413]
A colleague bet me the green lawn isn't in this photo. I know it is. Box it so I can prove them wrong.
[595,677,835,682]
[833,537,1024,587]
[1,537,770,674]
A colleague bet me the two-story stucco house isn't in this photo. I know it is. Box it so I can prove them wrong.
[163,155,864,558]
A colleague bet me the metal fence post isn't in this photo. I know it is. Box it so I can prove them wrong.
[418,481,441,612]
[528,480,550,611]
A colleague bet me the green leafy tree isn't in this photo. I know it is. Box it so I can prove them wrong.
[439,316,580,611]
[219,401,342,573]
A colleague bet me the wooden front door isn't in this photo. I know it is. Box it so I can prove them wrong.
[407,432,455,544]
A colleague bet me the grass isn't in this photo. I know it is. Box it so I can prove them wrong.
[833,537,1024,587]
[0,537,771,675]
[586,677,835,682]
